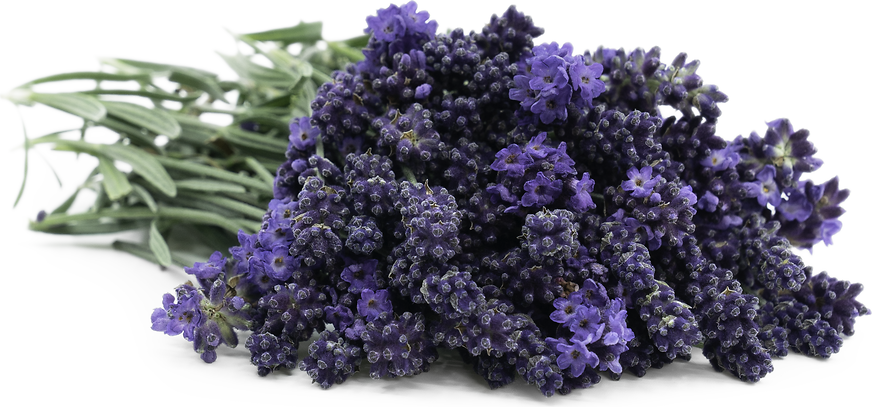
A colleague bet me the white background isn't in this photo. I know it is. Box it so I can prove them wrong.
[1,1,870,405]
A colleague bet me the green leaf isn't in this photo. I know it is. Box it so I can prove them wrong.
[31,206,248,234]
[218,53,301,88]
[327,41,364,62]
[81,89,202,102]
[241,21,322,44]
[96,116,159,150]
[255,93,292,108]
[220,126,289,154]
[264,48,313,78]
[168,70,228,103]
[153,155,271,194]
[34,220,148,235]
[102,58,215,80]
[342,34,371,48]
[168,113,222,145]
[181,193,265,219]
[218,320,239,347]
[131,183,158,212]
[101,145,175,197]
[28,131,69,146]
[13,108,29,208]
[24,71,151,86]
[175,179,247,193]
[112,240,192,268]
[91,184,109,212]
[289,80,317,116]
[97,156,133,200]
[102,58,227,102]
[52,140,176,197]
[30,92,106,121]
[188,225,236,257]
[245,157,275,185]
[51,188,83,215]
[168,194,240,220]
[102,101,181,138]
[149,220,172,267]
[309,68,333,86]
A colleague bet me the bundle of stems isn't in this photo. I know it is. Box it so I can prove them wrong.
[7,22,367,267]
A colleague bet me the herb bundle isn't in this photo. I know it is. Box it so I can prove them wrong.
[5,1,868,401]
[8,23,365,266]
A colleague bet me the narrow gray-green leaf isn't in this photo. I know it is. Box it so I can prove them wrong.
[183,193,265,219]
[219,53,300,88]
[241,21,322,44]
[28,130,70,146]
[149,220,172,267]
[24,71,151,86]
[154,155,271,194]
[168,113,222,146]
[102,58,218,79]
[175,179,247,193]
[32,207,246,234]
[113,240,192,268]
[310,68,333,85]
[37,151,63,187]
[13,107,29,208]
[33,220,147,235]
[219,321,239,347]
[264,48,313,78]
[51,188,82,215]
[221,126,289,153]
[91,185,109,212]
[102,101,181,138]
[131,183,158,212]
[245,157,275,184]
[102,58,227,102]
[30,92,106,121]
[101,145,176,197]
[96,116,159,150]
[52,140,176,197]
[342,34,371,48]
[82,89,202,102]
[14,128,75,199]
[188,225,236,257]
[327,41,364,62]
[97,156,133,200]
[168,71,227,103]
[290,80,317,116]
[168,195,240,219]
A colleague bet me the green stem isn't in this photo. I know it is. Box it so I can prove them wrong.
[315,134,325,158]
[13,106,29,208]
[401,165,417,185]
[31,206,252,234]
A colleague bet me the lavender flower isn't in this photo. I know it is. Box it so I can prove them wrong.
[358,289,393,321]
[147,2,865,395]
[754,165,781,207]
[289,116,319,151]
[555,337,599,377]
[621,166,659,198]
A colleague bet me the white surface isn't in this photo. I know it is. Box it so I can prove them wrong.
[1,1,870,406]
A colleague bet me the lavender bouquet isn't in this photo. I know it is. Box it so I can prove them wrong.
[4,0,868,402]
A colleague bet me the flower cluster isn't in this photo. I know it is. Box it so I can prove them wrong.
[151,1,866,397]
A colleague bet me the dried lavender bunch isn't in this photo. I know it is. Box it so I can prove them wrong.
[148,1,867,397]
